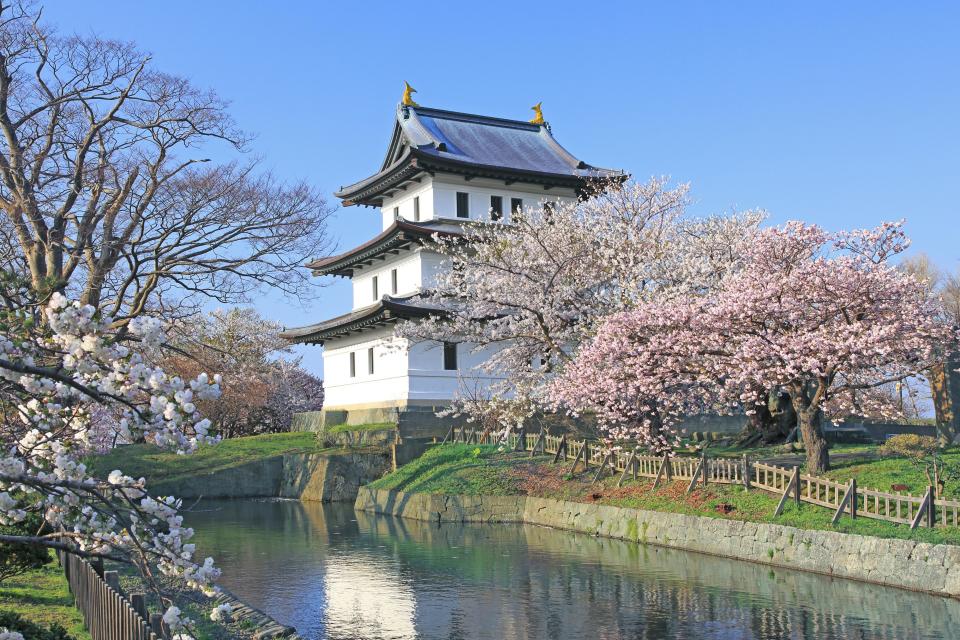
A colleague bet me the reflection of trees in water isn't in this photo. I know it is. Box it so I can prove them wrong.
[355,511,958,640]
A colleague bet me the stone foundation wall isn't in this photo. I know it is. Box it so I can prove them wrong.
[355,487,960,598]
[150,452,389,502]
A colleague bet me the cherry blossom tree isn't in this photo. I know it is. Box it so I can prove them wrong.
[0,285,225,632]
[554,221,952,473]
[163,308,323,438]
[397,178,764,430]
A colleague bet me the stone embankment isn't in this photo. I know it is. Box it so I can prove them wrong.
[355,487,960,598]
[152,452,389,502]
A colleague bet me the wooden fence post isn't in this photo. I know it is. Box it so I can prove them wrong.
[775,466,799,516]
[103,570,121,594]
[592,452,612,484]
[131,593,148,619]
[552,435,567,464]
[686,455,705,494]
[793,465,801,507]
[653,455,670,490]
[150,613,164,638]
[929,486,937,528]
[568,441,586,475]
[618,449,637,487]
[850,478,857,519]
[742,454,751,490]
[832,478,855,525]
[530,430,545,458]
[911,486,935,529]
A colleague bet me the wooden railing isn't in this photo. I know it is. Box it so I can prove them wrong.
[58,549,164,640]
[443,427,953,530]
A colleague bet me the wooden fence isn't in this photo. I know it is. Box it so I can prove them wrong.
[58,549,165,640]
[443,426,960,530]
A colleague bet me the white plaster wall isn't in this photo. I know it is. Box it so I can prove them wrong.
[322,327,411,408]
[407,340,505,403]
[379,179,435,230]
[322,329,506,409]
[428,175,577,223]
[350,249,448,309]
[379,174,577,227]
[419,250,447,290]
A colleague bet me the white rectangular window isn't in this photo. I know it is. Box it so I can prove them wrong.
[367,347,375,375]
[511,198,523,215]
[490,195,503,221]
[372,275,378,300]
[443,342,458,371]
[349,352,356,378]
[456,192,469,218]
[413,196,420,222]
[391,268,398,295]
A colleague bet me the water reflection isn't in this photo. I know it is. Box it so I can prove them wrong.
[185,499,960,639]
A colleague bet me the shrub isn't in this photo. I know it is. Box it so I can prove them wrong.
[879,434,958,497]
[0,515,52,583]
[0,611,76,640]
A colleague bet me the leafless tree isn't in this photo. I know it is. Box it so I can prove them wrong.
[0,1,332,323]
[901,252,960,440]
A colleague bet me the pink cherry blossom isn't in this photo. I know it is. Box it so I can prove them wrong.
[553,221,953,472]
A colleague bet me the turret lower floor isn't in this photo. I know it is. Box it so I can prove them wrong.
[320,326,504,415]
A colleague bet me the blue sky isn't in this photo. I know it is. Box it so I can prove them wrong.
[44,1,960,376]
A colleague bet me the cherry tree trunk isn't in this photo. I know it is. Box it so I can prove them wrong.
[797,407,830,474]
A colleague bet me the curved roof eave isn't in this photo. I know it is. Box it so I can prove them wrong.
[336,149,626,207]
[305,219,462,277]
[279,296,444,345]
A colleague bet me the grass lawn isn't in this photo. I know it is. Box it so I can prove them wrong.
[372,443,960,546]
[825,449,960,495]
[369,444,518,495]
[85,432,329,484]
[701,441,877,460]
[0,553,91,639]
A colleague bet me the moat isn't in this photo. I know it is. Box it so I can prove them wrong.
[187,499,960,640]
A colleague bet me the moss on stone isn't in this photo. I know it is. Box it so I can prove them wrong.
[626,519,639,542]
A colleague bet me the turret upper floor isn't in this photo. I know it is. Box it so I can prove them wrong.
[376,173,577,231]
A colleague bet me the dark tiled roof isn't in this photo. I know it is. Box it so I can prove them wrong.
[306,219,462,277]
[279,296,442,345]
[336,104,625,206]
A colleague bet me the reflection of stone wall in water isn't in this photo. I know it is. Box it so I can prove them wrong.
[356,489,960,601]
[352,509,960,640]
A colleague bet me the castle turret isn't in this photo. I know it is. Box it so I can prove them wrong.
[282,94,622,428]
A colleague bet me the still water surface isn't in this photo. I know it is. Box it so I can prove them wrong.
[186,499,960,640]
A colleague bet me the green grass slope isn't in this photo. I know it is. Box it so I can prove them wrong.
[86,432,325,484]
[0,554,91,640]
[371,443,960,545]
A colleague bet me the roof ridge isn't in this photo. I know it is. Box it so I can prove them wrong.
[405,104,542,131]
